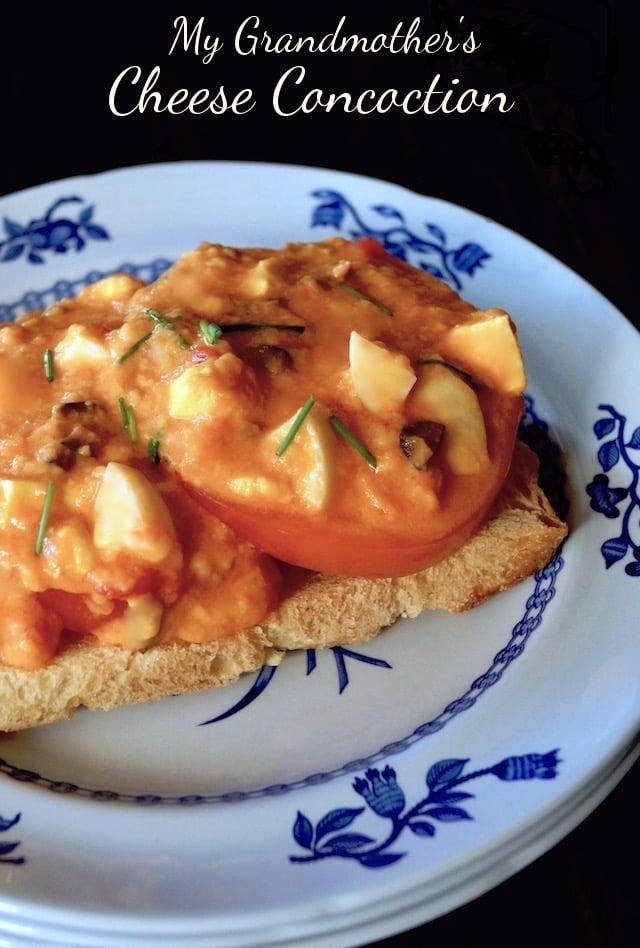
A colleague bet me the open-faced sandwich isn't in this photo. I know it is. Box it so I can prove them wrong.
[0,236,568,731]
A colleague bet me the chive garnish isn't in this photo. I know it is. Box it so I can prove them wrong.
[199,320,303,343]
[118,396,137,442]
[200,320,223,345]
[339,284,392,317]
[147,436,161,464]
[145,308,189,348]
[275,396,315,456]
[118,330,154,363]
[118,309,189,362]
[416,358,473,381]
[218,322,305,334]
[43,348,54,382]
[35,480,55,556]
[329,415,377,469]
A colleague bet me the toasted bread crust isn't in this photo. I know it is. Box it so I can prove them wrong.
[0,441,567,731]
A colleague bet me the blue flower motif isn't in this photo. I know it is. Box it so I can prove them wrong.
[291,750,561,869]
[586,473,628,518]
[451,242,491,276]
[310,197,344,230]
[490,750,561,781]
[588,405,640,575]
[353,766,405,818]
[309,189,490,291]
[0,197,110,265]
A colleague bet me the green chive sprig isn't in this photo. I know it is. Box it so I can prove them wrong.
[330,415,377,469]
[35,480,55,556]
[275,396,315,457]
[43,348,54,382]
[118,396,137,442]
[339,284,392,317]
[118,308,189,363]
[147,436,161,464]
[217,322,305,334]
[145,308,189,348]
[416,358,473,381]
[200,320,223,345]
[118,331,154,363]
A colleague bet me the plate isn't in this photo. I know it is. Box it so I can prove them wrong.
[0,161,638,947]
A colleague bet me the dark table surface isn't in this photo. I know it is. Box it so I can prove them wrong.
[1,2,637,945]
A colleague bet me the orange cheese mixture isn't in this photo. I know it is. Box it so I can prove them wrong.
[0,236,526,669]
[0,274,280,669]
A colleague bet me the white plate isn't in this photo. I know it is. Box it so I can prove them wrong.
[0,161,638,948]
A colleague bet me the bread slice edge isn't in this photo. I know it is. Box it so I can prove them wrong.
[0,441,567,732]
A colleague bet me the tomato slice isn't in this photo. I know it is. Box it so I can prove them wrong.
[147,236,527,579]
[192,391,523,578]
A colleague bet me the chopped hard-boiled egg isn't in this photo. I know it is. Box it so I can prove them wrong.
[93,462,176,563]
[440,310,527,395]
[55,324,109,369]
[0,479,47,529]
[271,404,336,509]
[168,353,252,420]
[349,331,416,413]
[117,594,164,649]
[407,363,490,474]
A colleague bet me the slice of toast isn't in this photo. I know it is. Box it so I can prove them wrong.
[0,440,567,732]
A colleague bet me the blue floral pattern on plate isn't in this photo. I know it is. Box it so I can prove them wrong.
[587,404,640,576]
[0,812,24,865]
[0,198,567,818]
[0,197,110,265]
[291,751,561,869]
[310,188,490,290]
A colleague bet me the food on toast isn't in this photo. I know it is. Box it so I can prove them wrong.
[0,237,568,730]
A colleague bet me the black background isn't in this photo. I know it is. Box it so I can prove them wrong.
[1,2,638,945]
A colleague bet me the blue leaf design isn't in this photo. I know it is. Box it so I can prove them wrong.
[598,440,620,472]
[85,225,110,241]
[372,205,404,220]
[322,832,374,853]
[427,224,446,243]
[1,242,24,262]
[310,188,342,199]
[420,263,445,280]
[293,811,314,850]
[601,537,629,568]
[3,217,25,238]
[594,417,616,439]
[78,204,95,224]
[198,665,277,725]
[358,851,405,868]
[408,820,436,837]
[426,758,468,790]
[427,805,472,822]
[434,790,474,804]
[0,842,21,856]
[0,814,20,831]
[628,427,640,449]
[316,807,364,841]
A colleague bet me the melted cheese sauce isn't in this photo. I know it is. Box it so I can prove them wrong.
[0,275,280,669]
[0,237,525,668]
